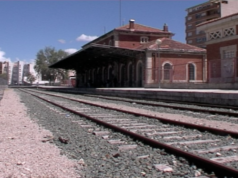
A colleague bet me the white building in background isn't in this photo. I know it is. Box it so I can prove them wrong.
[11,61,24,84]
[0,61,38,85]
[1,60,74,85]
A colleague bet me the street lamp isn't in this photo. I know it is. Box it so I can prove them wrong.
[156,39,162,88]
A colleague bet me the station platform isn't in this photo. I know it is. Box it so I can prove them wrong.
[37,86,238,107]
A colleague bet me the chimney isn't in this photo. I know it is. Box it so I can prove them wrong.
[129,19,135,30]
[163,23,168,32]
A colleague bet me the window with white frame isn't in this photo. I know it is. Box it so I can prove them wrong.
[188,32,192,37]
[140,37,148,43]
[188,63,195,80]
[164,63,172,80]
[223,51,236,59]
[220,45,237,59]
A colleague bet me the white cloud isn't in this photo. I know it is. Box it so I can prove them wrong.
[64,48,78,54]
[58,39,66,44]
[0,49,11,62]
[76,34,98,42]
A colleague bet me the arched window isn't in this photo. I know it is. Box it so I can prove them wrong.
[164,63,171,80]
[188,63,195,80]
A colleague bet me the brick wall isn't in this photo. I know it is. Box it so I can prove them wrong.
[154,53,204,81]
[207,39,238,61]
[118,34,164,49]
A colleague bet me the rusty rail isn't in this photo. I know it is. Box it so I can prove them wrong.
[21,89,238,177]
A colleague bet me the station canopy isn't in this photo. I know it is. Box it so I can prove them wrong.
[50,44,145,70]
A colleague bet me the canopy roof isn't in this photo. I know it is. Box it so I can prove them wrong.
[50,44,145,70]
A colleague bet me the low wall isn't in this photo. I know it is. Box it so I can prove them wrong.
[40,87,238,107]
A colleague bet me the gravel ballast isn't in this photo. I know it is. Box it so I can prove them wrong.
[5,88,238,177]
[18,89,223,177]
[0,89,81,178]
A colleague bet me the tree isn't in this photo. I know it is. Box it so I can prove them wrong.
[0,73,8,80]
[26,72,36,84]
[34,47,69,83]
[0,73,8,85]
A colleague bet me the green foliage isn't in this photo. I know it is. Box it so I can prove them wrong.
[34,47,69,82]
[0,73,8,80]
[26,72,36,84]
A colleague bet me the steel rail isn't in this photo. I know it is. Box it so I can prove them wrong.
[26,89,238,138]
[23,90,238,177]
[84,94,238,117]
[41,88,238,110]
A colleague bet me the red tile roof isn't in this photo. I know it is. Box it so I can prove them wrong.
[115,23,169,33]
[137,38,206,52]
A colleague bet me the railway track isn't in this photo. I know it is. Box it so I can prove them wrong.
[82,94,238,117]
[27,89,238,128]
[19,89,238,177]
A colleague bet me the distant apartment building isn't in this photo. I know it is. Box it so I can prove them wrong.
[0,61,12,84]
[11,61,24,84]
[185,0,238,48]
[0,61,37,85]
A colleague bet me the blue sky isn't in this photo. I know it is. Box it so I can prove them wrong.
[0,0,207,64]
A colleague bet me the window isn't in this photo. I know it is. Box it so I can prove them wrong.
[196,37,206,43]
[187,24,192,29]
[188,40,193,44]
[220,45,237,60]
[195,21,203,25]
[196,13,202,19]
[188,32,192,37]
[223,51,236,59]
[164,63,171,80]
[140,37,148,43]
[187,16,192,21]
[188,63,195,80]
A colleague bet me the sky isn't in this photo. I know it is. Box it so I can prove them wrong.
[0,0,207,64]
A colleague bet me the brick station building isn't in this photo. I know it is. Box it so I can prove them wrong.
[51,19,206,88]
[197,13,238,83]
